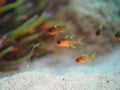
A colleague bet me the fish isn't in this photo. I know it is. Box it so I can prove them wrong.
[10,46,21,54]
[95,24,103,37]
[39,23,52,31]
[28,29,36,34]
[56,35,85,48]
[47,25,65,35]
[114,31,120,41]
[75,52,96,64]
[95,29,101,37]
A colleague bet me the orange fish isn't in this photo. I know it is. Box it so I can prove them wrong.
[114,31,120,40]
[10,46,21,54]
[56,35,85,48]
[47,26,65,35]
[40,23,52,31]
[75,52,96,64]
[28,29,36,34]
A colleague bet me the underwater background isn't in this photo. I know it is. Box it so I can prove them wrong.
[0,0,120,90]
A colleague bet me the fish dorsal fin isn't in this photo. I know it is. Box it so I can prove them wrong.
[81,52,96,59]
[82,52,89,57]
[70,35,75,39]
[90,52,96,59]
[64,35,75,39]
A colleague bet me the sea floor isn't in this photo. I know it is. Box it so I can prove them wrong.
[0,48,120,90]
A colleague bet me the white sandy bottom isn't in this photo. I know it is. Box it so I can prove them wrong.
[0,71,120,90]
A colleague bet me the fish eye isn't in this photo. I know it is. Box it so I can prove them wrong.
[48,26,56,32]
[76,59,79,62]
[48,29,53,32]
[57,40,61,44]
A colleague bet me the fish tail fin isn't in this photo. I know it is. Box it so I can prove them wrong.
[70,45,76,48]
[78,36,85,45]
[82,52,89,57]
[90,52,96,59]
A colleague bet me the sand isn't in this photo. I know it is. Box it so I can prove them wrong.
[0,71,120,90]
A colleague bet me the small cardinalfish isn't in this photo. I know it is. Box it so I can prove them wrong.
[95,24,103,37]
[39,23,52,31]
[56,35,85,48]
[114,31,120,41]
[0,46,21,58]
[0,0,6,6]
[95,29,101,37]
[75,52,96,64]
[47,25,65,35]
[10,46,21,54]
[28,29,36,34]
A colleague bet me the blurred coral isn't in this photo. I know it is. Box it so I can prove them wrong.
[0,0,68,71]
